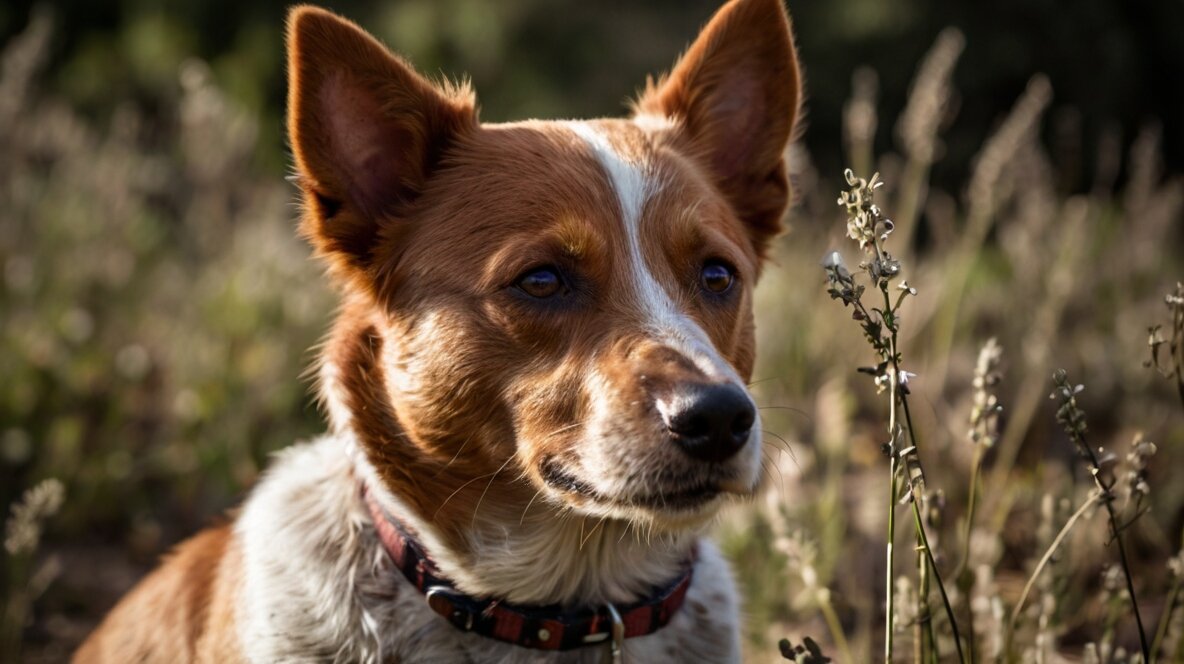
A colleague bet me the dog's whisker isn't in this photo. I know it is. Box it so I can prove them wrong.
[756,404,812,421]
[433,467,505,520]
[471,454,517,527]
[519,490,543,525]
[579,516,608,549]
[760,434,793,454]
[434,430,478,478]
[759,451,785,496]
[760,429,800,468]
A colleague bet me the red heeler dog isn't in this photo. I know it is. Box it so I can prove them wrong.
[75,0,801,660]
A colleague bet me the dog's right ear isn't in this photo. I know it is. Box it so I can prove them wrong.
[286,6,476,283]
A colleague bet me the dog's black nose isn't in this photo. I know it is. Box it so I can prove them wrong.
[664,382,755,463]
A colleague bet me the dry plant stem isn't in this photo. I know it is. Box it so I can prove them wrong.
[1105,500,1149,661]
[914,558,923,664]
[886,282,965,661]
[955,447,983,664]
[908,500,955,663]
[900,396,966,664]
[1151,563,1181,663]
[1171,287,1184,409]
[1007,492,1100,654]
[886,433,900,663]
[883,296,938,664]
[915,523,933,664]
[887,291,902,664]
[959,447,985,575]
[1068,425,1151,660]
[817,589,855,663]
[915,534,927,663]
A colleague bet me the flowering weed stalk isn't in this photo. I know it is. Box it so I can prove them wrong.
[1048,370,1150,660]
[956,339,1003,661]
[1147,282,1184,410]
[824,170,965,663]
[2,478,64,658]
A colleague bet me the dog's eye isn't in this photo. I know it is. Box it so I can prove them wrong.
[516,267,564,298]
[700,261,735,294]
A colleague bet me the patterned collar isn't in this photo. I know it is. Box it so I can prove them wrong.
[362,486,696,654]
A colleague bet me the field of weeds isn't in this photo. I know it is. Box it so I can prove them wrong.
[3,5,1183,663]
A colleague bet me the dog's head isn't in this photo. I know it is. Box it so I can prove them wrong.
[287,0,800,533]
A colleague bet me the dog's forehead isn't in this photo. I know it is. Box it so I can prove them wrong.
[564,120,658,231]
[452,118,693,228]
[417,121,683,261]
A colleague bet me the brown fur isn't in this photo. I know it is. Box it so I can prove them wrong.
[76,0,801,658]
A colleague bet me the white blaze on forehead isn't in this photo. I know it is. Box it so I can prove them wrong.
[566,121,736,381]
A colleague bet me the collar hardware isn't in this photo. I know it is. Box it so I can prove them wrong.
[606,603,625,664]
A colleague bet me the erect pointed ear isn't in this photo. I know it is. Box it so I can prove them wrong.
[286,5,477,282]
[636,0,801,259]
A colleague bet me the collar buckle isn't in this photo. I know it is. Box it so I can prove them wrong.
[605,603,625,664]
[425,585,475,631]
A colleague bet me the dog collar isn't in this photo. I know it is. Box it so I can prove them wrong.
[362,487,695,652]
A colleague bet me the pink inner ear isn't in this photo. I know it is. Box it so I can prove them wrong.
[705,72,767,179]
[321,71,405,214]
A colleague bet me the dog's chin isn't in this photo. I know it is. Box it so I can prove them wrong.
[537,459,754,531]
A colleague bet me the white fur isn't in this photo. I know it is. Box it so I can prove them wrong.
[235,435,742,663]
[318,359,354,432]
[631,113,676,133]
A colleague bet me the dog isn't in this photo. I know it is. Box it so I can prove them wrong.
[74,0,800,660]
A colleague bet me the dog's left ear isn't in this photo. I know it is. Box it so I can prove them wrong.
[636,0,801,259]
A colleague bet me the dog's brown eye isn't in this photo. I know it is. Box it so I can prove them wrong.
[517,267,563,298]
[700,262,735,294]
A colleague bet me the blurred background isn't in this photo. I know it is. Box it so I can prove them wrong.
[1,0,1182,661]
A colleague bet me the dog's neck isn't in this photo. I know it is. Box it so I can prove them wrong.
[317,303,698,607]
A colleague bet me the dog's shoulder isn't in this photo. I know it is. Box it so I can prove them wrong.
[73,523,245,664]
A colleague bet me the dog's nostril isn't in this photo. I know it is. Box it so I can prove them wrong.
[665,382,755,463]
[731,407,755,437]
[672,412,710,438]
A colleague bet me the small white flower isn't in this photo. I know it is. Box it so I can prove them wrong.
[821,250,846,270]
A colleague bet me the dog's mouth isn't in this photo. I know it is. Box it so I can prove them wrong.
[539,457,723,512]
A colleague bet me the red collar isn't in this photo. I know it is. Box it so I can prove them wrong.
[362,487,696,652]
